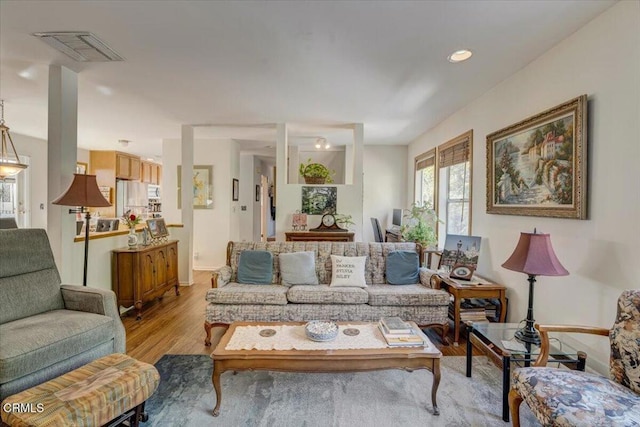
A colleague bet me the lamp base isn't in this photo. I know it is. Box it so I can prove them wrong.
[514,327,541,346]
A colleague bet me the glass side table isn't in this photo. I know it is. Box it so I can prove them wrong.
[466,322,586,422]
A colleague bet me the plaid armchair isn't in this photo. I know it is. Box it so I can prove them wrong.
[509,290,640,426]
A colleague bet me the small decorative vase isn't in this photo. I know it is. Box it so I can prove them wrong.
[127,228,138,249]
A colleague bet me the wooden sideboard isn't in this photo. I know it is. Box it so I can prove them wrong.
[285,231,355,242]
[112,240,180,320]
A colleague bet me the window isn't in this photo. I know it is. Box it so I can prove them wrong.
[438,131,472,241]
[414,149,436,209]
[413,131,473,245]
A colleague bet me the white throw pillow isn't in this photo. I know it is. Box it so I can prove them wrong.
[279,251,319,286]
[330,255,368,288]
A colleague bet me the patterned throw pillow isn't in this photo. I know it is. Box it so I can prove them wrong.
[237,250,273,285]
[279,251,319,286]
[329,255,367,288]
[386,251,419,285]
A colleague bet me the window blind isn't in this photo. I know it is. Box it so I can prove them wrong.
[439,138,470,168]
[415,150,435,170]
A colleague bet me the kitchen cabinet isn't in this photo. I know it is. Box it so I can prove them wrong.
[91,150,142,217]
[112,240,179,320]
[141,161,162,185]
[116,153,140,180]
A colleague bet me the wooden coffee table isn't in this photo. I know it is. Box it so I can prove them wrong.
[210,321,442,416]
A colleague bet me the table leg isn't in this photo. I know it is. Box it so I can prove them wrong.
[466,326,473,377]
[453,297,461,345]
[502,355,510,422]
[431,361,441,416]
[212,363,222,416]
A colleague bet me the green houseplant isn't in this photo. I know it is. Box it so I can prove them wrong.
[401,202,440,248]
[299,159,334,184]
[335,214,355,230]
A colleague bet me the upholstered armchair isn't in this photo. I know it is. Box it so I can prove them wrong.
[0,228,126,400]
[509,290,640,426]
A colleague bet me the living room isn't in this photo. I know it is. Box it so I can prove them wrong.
[1,1,639,426]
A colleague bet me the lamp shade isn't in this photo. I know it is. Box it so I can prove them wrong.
[502,232,568,276]
[52,174,111,207]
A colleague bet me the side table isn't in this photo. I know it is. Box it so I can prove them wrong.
[466,322,586,422]
[433,274,507,345]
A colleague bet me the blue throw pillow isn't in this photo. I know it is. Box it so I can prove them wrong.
[386,251,419,285]
[237,250,273,285]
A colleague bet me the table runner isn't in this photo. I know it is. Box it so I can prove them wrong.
[225,323,437,352]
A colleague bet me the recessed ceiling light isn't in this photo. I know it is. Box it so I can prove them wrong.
[447,49,473,63]
[18,66,37,80]
[97,85,113,96]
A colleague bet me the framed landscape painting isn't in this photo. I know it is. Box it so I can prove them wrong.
[440,234,482,269]
[486,95,587,219]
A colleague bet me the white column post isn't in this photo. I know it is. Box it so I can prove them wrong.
[47,65,78,283]
[180,125,194,285]
[353,123,364,239]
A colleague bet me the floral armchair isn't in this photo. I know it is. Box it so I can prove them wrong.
[509,290,640,427]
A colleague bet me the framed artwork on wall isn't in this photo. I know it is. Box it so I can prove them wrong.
[486,95,587,219]
[301,186,337,215]
[177,165,213,209]
[255,184,260,202]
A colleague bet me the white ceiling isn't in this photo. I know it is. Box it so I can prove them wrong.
[0,1,614,159]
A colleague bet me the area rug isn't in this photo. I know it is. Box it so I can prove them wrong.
[145,355,538,426]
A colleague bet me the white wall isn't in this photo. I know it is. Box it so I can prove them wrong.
[9,133,48,228]
[363,146,408,242]
[407,1,639,372]
[162,138,240,270]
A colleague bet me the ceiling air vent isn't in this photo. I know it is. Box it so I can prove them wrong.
[32,32,124,62]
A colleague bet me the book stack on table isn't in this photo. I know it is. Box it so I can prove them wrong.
[378,317,426,347]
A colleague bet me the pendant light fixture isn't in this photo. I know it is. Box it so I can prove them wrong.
[0,100,28,180]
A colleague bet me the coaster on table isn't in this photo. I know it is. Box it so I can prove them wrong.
[259,329,276,337]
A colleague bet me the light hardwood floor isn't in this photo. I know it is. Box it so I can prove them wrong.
[123,270,469,365]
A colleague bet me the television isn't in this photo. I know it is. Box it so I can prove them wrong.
[392,209,403,228]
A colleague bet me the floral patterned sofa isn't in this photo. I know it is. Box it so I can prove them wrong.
[204,241,450,346]
[509,290,640,426]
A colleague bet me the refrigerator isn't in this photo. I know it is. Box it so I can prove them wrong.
[115,180,149,218]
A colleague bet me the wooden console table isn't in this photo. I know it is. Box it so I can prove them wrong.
[433,274,507,345]
[285,231,354,242]
[112,240,180,320]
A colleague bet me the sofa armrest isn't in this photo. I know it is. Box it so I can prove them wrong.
[211,265,232,288]
[60,285,126,353]
[419,267,440,289]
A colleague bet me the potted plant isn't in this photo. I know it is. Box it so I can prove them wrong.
[335,214,355,230]
[401,202,440,248]
[299,159,334,184]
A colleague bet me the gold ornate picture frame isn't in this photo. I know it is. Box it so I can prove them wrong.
[486,95,588,219]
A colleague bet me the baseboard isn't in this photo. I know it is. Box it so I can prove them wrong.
[193,266,218,271]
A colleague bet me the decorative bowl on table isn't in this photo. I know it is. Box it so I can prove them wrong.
[305,320,339,342]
